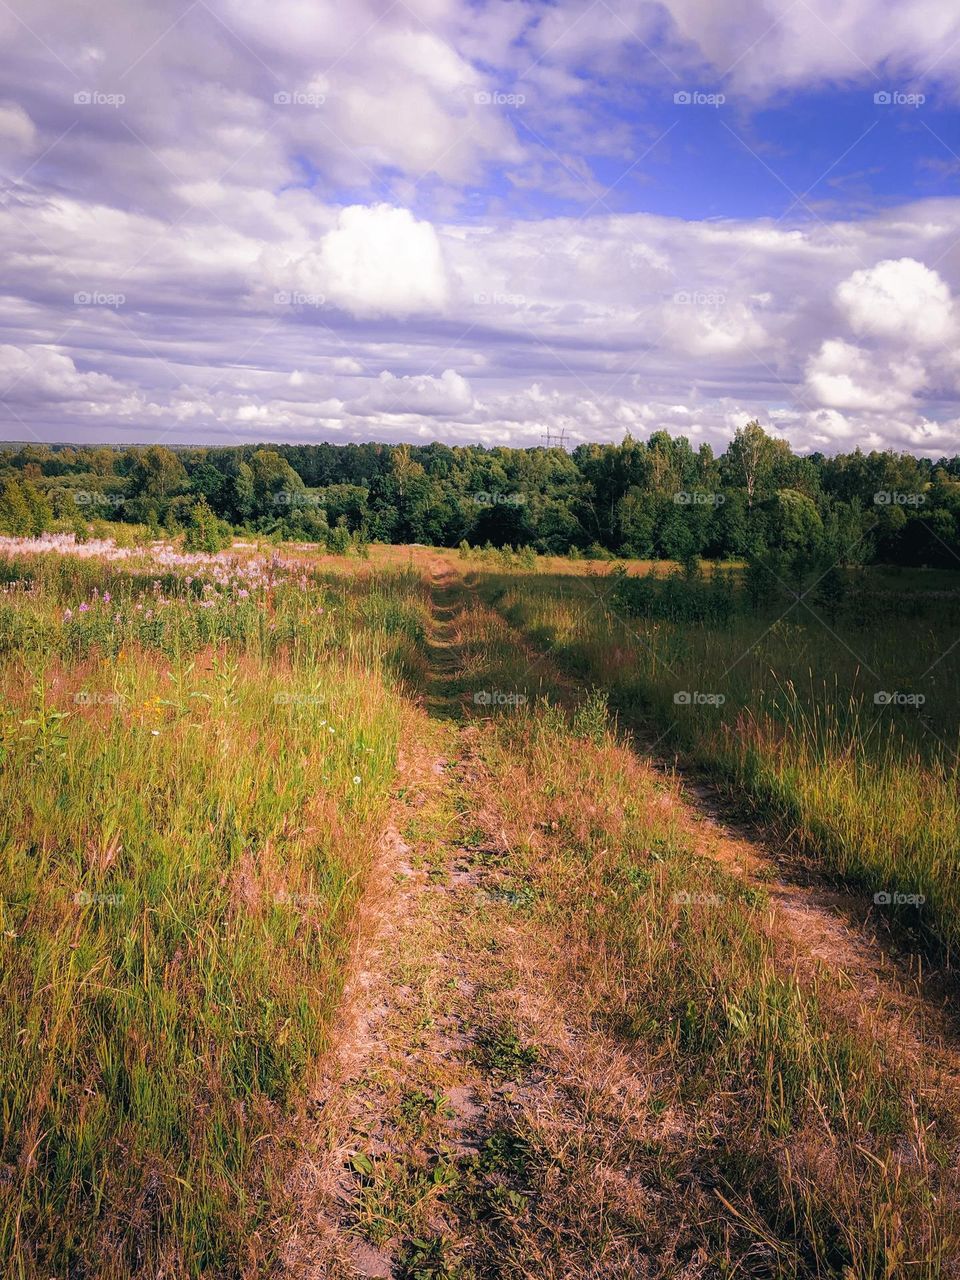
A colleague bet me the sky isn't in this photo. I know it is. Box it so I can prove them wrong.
[1,0,960,456]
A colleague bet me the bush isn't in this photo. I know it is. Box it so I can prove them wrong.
[609,566,736,625]
[183,499,233,553]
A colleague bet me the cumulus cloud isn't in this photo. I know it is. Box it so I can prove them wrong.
[806,339,926,411]
[354,369,473,417]
[835,258,957,348]
[309,205,449,318]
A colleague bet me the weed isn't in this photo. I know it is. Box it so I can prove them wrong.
[473,1021,540,1078]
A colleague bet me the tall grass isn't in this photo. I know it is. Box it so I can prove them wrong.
[477,564,960,954]
[447,589,958,1275]
[0,546,430,1277]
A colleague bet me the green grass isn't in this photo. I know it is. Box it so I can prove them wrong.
[475,561,960,955]
[0,545,431,1278]
[446,587,957,1274]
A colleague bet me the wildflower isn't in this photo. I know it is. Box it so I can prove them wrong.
[78,602,90,613]
[328,726,335,734]
[150,729,160,736]
[237,589,249,599]
[63,608,73,622]
[352,775,361,785]
[103,592,111,603]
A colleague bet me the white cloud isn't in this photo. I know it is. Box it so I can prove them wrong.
[0,103,35,158]
[354,368,473,417]
[658,0,960,97]
[805,339,926,411]
[835,257,956,348]
[275,205,450,318]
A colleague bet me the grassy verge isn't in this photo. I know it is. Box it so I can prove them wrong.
[0,545,429,1277]
[447,588,958,1275]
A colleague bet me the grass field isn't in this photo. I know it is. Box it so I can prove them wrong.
[1,534,958,1277]
[477,557,960,956]
[0,537,428,1276]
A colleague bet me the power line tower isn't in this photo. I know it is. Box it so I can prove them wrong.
[541,427,569,450]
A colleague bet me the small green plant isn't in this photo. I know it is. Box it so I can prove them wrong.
[572,686,610,745]
[473,1021,540,1078]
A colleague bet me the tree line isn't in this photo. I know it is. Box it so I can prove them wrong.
[0,422,958,567]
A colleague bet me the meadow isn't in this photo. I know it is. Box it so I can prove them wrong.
[0,534,429,1277]
[0,532,958,1278]
[476,555,960,955]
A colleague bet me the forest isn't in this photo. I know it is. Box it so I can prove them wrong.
[0,421,957,567]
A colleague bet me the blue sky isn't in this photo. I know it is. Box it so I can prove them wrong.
[1,0,960,455]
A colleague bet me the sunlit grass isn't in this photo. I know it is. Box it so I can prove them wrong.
[478,563,960,953]
[0,543,430,1277]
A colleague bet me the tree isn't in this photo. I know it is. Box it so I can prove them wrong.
[768,489,823,598]
[723,421,792,510]
[812,565,847,623]
[0,479,33,535]
[129,446,188,499]
[21,481,53,535]
[183,499,232,552]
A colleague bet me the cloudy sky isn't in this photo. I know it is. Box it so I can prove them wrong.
[1,0,960,454]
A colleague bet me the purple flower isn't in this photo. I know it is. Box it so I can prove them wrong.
[103,591,111,603]
[78,602,90,613]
